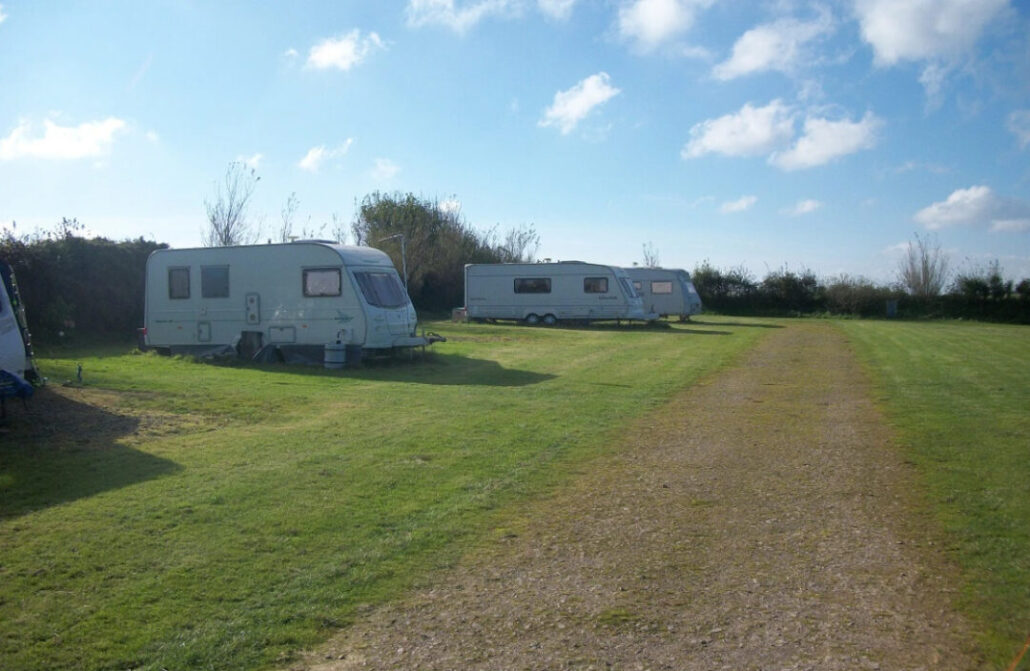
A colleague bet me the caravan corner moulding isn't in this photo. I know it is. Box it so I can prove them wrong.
[143,241,431,359]
[464,261,657,325]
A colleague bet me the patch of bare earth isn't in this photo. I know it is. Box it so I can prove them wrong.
[294,322,982,671]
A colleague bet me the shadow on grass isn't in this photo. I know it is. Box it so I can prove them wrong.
[236,352,557,387]
[689,319,783,329]
[0,387,181,520]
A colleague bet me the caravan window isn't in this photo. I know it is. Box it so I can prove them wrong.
[303,268,342,297]
[354,271,407,308]
[632,280,643,292]
[201,266,230,298]
[168,267,190,299]
[584,277,608,293]
[651,281,673,294]
[514,278,550,294]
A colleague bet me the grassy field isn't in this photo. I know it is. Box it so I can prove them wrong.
[0,317,768,671]
[839,320,1030,664]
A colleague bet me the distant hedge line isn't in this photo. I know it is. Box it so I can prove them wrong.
[1,232,165,339]
[691,263,1030,323]
[3,229,1028,343]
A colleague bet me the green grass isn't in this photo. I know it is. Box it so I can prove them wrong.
[0,317,768,671]
[838,320,1030,664]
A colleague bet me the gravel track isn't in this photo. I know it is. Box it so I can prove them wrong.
[292,322,982,671]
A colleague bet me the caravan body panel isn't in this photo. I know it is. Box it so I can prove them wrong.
[464,262,654,323]
[144,242,420,352]
[625,267,703,319]
[0,264,28,377]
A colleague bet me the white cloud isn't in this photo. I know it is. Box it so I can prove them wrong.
[538,0,576,20]
[0,117,126,160]
[682,99,794,159]
[238,153,263,169]
[539,72,621,135]
[306,30,385,71]
[713,10,834,80]
[284,48,299,59]
[786,199,823,216]
[406,0,518,34]
[1008,110,1030,149]
[297,140,353,172]
[720,195,757,213]
[617,0,713,52]
[914,185,1030,232]
[0,4,6,23]
[854,0,1008,66]
[770,111,881,170]
[371,158,400,180]
[439,197,462,214]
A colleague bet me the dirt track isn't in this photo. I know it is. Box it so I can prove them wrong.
[292,322,982,670]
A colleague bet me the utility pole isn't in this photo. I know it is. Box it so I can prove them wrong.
[376,233,407,292]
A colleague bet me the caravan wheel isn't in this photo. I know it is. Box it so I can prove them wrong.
[542,314,557,326]
[524,313,540,325]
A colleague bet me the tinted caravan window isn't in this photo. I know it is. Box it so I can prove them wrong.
[169,267,190,299]
[584,277,608,293]
[201,266,229,298]
[303,268,342,297]
[651,281,673,294]
[514,278,551,293]
[354,271,407,308]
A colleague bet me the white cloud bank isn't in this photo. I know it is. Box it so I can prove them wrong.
[682,100,794,159]
[713,9,834,80]
[854,0,1008,65]
[298,139,354,172]
[306,30,385,71]
[371,158,400,180]
[617,0,713,52]
[854,0,1008,99]
[0,4,7,24]
[720,195,757,213]
[683,100,881,170]
[915,185,1030,233]
[0,117,126,160]
[786,199,823,216]
[406,0,518,33]
[770,112,882,171]
[538,0,576,20]
[1008,110,1030,149]
[539,72,621,135]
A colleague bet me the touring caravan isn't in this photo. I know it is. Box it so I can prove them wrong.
[143,242,437,359]
[464,261,656,324]
[624,267,703,321]
[0,259,38,381]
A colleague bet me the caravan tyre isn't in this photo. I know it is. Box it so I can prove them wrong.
[542,314,557,326]
[525,314,540,326]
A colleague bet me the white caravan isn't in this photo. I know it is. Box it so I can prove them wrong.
[624,267,703,320]
[464,261,655,324]
[144,242,434,358]
[0,259,36,380]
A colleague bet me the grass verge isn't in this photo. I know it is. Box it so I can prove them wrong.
[0,316,769,671]
[838,319,1030,665]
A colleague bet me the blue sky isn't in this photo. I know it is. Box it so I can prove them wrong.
[1,0,1028,282]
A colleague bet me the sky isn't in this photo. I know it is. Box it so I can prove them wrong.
[1,0,1029,283]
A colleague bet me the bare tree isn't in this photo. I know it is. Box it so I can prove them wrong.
[498,224,540,263]
[278,192,300,243]
[897,233,949,298]
[642,241,661,268]
[203,161,260,247]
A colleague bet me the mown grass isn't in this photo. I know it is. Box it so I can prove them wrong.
[0,317,768,671]
[839,320,1030,664]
